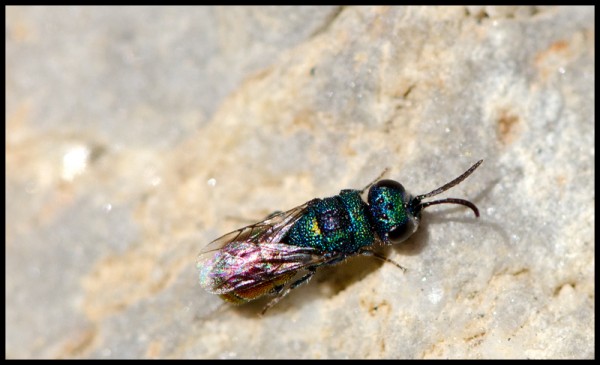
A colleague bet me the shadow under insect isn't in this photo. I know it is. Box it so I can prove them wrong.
[198,160,483,316]
[229,248,403,318]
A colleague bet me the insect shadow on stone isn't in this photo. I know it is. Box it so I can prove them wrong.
[197,160,483,315]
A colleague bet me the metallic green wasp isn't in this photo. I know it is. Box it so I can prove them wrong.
[198,160,482,313]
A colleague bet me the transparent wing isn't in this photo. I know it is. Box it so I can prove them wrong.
[198,241,332,294]
[199,202,312,256]
[197,201,325,294]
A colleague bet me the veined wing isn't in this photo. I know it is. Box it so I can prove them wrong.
[198,241,327,294]
[197,201,318,294]
[198,202,311,256]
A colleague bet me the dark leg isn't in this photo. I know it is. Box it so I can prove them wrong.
[265,210,284,219]
[360,168,389,193]
[269,283,285,295]
[358,248,407,272]
[224,210,285,225]
[261,267,318,315]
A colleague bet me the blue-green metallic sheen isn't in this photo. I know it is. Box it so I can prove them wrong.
[367,180,419,244]
[285,190,375,253]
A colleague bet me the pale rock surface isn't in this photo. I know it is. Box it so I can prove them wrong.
[6,6,594,358]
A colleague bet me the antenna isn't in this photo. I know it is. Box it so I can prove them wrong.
[415,160,483,217]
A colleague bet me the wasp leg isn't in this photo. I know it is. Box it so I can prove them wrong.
[359,168,390,193]
[262,198,321,222]
[261,267,318,315]
[358,248,407,272]
[225,209,287,224]
[264,210,284,219]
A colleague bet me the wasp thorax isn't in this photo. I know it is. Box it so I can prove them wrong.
[367,180,420,244]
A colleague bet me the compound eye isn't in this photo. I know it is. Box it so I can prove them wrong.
[373,180,405,192]
[387,220,416,244]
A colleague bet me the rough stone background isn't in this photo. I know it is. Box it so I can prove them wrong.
[6,6,594,359]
